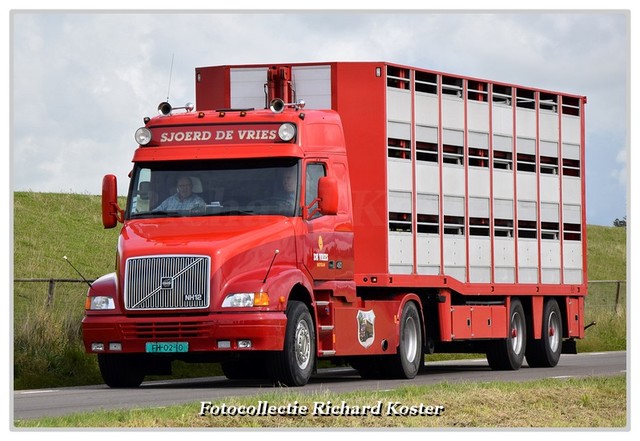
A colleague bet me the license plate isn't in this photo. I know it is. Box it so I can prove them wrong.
[145,342,188,353]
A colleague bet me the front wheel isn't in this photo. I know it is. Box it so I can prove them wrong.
[486,298,526,370]
[267,301,315,386]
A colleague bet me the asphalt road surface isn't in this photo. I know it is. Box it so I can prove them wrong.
[13,351,626,421]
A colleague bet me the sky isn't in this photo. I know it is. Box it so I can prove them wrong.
[8,8,632,228]
[8,7,633,229]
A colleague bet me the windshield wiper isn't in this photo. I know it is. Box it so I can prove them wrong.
[214,209,255,216]
[146,210,183,217]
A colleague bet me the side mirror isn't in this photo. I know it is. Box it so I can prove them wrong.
[102,174,124,229]
[317,176,339,215]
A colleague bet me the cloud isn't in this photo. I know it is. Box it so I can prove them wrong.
[612,146,628,187]
[10,11,630,226]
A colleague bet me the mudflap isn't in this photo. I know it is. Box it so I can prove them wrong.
[562,339,577,354]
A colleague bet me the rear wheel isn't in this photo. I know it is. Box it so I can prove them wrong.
[486,298,526,370]
[267,301,315,386]
[389,301,423,378]
[98,354,145,388]
[526,298,563,367]
[352,301,423,380]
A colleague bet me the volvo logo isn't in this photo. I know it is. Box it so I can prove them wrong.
[161,277,173,289]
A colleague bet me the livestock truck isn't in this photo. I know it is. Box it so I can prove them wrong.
[82,61,587,387]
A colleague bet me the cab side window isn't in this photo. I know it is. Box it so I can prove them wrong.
[305,163,326,219]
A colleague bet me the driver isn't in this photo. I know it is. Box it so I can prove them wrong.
[263,167,298,216]
[280,167,297,204]
[154,176,205,211]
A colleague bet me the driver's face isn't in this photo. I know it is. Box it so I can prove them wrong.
[177,178,193,199]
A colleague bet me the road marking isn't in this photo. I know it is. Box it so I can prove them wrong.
[16,390,57,395]
[551,375,573,379]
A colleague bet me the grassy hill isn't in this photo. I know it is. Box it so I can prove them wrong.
[586,225,627,281]
[12,191,627,389]
[13,192,122,280]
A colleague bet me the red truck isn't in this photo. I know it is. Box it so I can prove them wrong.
[83,61,587,387]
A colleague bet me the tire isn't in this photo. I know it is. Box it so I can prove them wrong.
[392,301,423,378]
[267,301,315,386]
[98,354,145,388]
[486,298,526,370]
[525,298,563,368]
[351,302,423,380]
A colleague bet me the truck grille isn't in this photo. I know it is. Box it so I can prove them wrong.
[124,255,210,310]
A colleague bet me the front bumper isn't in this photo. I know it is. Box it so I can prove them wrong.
[82,311,287,353]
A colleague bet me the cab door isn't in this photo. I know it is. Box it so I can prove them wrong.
[301,159,354,281]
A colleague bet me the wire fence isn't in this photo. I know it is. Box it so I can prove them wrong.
[14,278,95,307]
[586,280,626,315]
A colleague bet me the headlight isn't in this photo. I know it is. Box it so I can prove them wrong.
[135,127,152,145]
[278,123,296,142]
[222,292,269,307]
[87,296,116,310]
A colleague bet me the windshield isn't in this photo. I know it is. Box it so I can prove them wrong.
[126,158,300,219]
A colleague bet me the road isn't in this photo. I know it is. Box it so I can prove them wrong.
[13,351,626,421]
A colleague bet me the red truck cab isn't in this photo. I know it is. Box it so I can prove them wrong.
[84,99,355,387]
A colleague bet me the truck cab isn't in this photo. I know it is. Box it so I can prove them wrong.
[84,99,355,387]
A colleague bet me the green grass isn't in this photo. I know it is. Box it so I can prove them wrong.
[585,225,627,281]
[12,191,628,389]
[13,192,122,389]
[13,191,121,279]
[14,375,626,428]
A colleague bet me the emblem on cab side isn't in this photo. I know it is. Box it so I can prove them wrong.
[313,234,329,264]
[357,310,375,348]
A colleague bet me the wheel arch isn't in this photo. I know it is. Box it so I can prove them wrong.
[393,294,426,354]
[288,282,314,309]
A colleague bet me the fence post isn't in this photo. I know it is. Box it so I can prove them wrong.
[614,281,621,316]
[47,279,56,307]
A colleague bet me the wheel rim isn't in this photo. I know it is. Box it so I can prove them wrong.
[547,310,561,353]
[403,316,418,363]
[294,320,311,370]
[510,311,524,355]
